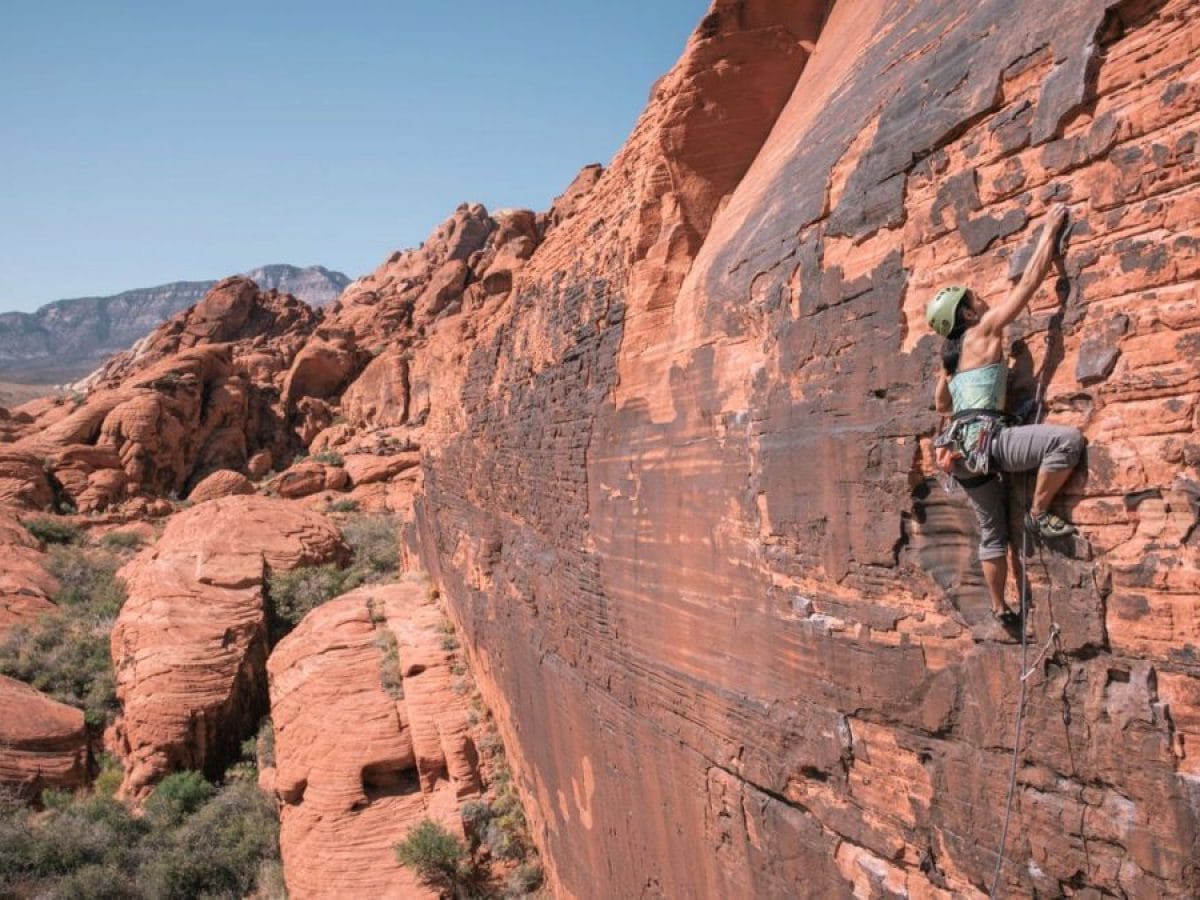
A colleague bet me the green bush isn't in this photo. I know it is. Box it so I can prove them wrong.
[137,781,279,900]
[240,719,275,770]
[46,546,127,618]
[325,498,359,513]
[52,862,139,900]
[99,530,143,552]
[0,544,128,728]
[22,516,82,545]
[310,450,345,467]
[258,719,276,769]
[396,820,465,892]
[0,777,280,899]
[341,514,399,576]
[93,754,124,798]
[145,771,215,826]
[268,564,362,639]
[0,617,118,728]
[23,794,146,877]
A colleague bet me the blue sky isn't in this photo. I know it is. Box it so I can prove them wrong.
[0,1,703,312]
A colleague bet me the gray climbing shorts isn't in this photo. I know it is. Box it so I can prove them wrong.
[960,424,1085,561]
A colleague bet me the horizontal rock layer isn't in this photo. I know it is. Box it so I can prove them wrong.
[112,495,347,797]
[0,675,89,797]
[266,581,480,899]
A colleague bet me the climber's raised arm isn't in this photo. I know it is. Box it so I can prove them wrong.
[977,203,1068,337]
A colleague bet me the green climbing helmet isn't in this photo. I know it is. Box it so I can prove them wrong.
[926,285,968,337]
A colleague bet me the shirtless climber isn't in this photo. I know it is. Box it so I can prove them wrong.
[926,202,1085,624]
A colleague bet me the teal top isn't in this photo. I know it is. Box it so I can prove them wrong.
[949,361,1007,447]
[949,361,1007,413]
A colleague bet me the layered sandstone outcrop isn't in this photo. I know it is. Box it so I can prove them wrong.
[0,676,89,797]
[187,468,255,503]
[264,581,480,899]
[405,0,1200,897]
[111,495,347,797]
[6,278,322,513]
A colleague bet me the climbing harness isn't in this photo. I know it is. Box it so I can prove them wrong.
[934,408,1011,476]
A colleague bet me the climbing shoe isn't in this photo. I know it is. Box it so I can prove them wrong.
[1025,510,1076,539]
[992,606,1021,629]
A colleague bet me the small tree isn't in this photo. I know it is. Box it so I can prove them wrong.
[395,819,490,898]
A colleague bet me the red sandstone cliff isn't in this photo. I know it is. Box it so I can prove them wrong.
[405,0,1200,896]
[2,0,1199,897]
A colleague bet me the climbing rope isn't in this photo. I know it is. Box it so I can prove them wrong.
[988,525,1032,900]
[987,215,1073,894]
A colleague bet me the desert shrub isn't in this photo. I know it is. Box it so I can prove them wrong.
[506,862,544,896]
[268,564,362,640]
[46,546,127,618]
[460,800,496,854]
[145,771,215,826]
[137,781,279,899]
[23,794,146,877]
[239,718,275,772]
[0,617,118,728]
[310,450,345,466]
[341,514,399,576]
[395,819,491,898]
[326,497,359,513]
[374,628,405,700]
[93,754,124,798]
[254,858,288,900]
[0,544,127,727]
[52,862,139,900]
[476,731,504,760]
[0,778,279,899]
[256,719,276,769]
[22,516,81,545]
[99,530,143,551]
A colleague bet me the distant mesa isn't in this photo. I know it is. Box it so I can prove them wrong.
[0,264,350,385]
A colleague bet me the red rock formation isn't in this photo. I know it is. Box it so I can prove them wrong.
[0,450,54,509]
[264,581,480,899]
[187,468,256,503]
[86,276,319,390]
[112,495,347,797]
[339,350,409,428]
[0,509,58,637]
[5,278,322,512]
[0,675,89,797]
[406,0,1200,897]
[270,461,350,499]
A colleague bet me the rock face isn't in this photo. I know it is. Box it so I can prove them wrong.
[0,676,89,798]
[404,0,1200,897]
[111,495,347,797]
[265,582,480,899]
[0,265,349,385]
